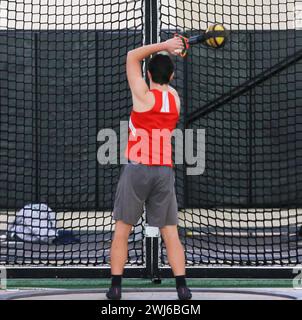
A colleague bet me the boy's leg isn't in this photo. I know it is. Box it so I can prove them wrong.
[160,225,192,300]
[160,225,186,275]
[110,220,133,275]
[106,220,133,300]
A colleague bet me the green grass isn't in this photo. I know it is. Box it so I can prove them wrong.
[5,278,293,290]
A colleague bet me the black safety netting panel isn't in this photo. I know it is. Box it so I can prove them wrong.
[160,0,302,266]
[0,0,144,266]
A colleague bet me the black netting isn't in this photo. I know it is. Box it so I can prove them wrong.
[160,0,302,266]
[0,0,301,269]
[0,0,144,266]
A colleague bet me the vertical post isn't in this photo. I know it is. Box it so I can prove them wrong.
[95,31,99,209]
[145,0,151,47]
[248,32,254,207]
[248,31,254,265]
[144,0,151,86]
[143,0,161,283]
[151,0,161,284]
[144,0,152,280]
[34,33,40,203]
[151,0,158,45]
[145,237,152,279]
[145,226,161,283]
[182,35,189,274]
[183,50,189,208]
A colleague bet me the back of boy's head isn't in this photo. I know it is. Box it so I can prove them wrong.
[147,53,174,85]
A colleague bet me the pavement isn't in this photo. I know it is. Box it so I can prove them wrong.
[0,287,302,300]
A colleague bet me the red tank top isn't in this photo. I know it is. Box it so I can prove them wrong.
[125,89,179,167]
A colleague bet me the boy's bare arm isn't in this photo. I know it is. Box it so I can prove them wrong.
[126,38,184,106]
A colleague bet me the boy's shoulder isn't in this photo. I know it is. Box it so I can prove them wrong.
[168,85,181,112]
[168,85,179,96]
[168,85,180,102]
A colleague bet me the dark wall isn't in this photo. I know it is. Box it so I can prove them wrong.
[0,32,36,209]
[0,31,142,210]
[0,30,301,210]
[186,30,302,208]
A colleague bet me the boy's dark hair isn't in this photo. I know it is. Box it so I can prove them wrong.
[147,54,174,85]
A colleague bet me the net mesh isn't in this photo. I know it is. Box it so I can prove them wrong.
[160,0,302,266]
[0,0,145,266]
[0,0,301,268]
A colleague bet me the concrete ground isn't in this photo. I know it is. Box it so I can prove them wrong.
[1,287,302,300]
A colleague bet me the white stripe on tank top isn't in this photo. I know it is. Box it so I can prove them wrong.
[160,91,170,113]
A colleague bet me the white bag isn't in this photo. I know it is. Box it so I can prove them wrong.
[9,203,57,244]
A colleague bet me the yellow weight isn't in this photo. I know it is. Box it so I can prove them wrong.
[205,23,227,48]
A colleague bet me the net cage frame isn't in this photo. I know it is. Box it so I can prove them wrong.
[0,0,302,280]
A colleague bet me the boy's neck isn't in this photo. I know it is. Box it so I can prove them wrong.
[150,82,169,91]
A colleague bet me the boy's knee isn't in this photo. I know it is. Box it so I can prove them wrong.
[160,225,179,239]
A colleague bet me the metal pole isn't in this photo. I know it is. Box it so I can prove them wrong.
[186,47,302,125]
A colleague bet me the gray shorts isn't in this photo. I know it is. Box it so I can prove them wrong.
[113,163,178,228]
